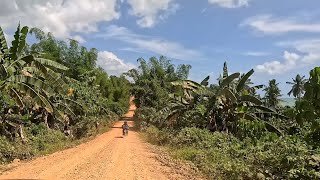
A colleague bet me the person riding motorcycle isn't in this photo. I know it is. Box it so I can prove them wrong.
[122,121,129,136]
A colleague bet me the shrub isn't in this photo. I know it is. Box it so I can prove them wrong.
[72,114,116,138]
[144,126,176,145]
[133,107,157,131]
[0,137,34,163]
[144,126,320,179]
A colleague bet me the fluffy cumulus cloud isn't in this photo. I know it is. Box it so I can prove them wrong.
[242,15,320,34]
[256,51,300,75]
[256,39,320,75]
[282,39,320,64]
[100,25,204,61]
[127,0,179,28]
[0,0,120,39]
[97,51,135,76]
[208,0,250,8]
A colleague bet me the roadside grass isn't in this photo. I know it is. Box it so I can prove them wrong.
[0,119,116,165]
[141,126,320,180]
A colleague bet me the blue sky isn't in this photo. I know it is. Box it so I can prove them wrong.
[1,0,320,97]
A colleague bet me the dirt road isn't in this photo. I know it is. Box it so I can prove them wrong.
[0,103,202,180]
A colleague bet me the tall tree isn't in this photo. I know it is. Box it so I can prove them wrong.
[29,28,98,79]
[286,74,307,100]
[125,56,191,109]
[263,79,282,108]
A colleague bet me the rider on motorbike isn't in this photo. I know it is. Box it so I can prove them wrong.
[122,121,129,136]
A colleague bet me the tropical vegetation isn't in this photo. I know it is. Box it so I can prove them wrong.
[132,60,320,179]
[2,23,320,180]
[0,24,131,162]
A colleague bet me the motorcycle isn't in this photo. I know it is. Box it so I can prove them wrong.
[123,129,128,136]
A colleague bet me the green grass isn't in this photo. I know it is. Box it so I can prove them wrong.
[0,120,115,164]
[142,126,320,180]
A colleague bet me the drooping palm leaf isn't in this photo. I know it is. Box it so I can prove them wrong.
[9,88,24,107]
[169,93,190,105]
[9,75,55,95]
[55,102,76,117]
[0,64,7,77]
[220,72,240,88]
[237,69,254,92]
[237,113,256,121]
[219,88,237,103]
[62,98,85,110]
[0,26,9,55]
[34,58,69,71]
[16,83,53,113]
[200,76,210,86]
[171,80,202,91]
[240,95,262,105]
[264,121,282,135]
[44,68,68,93]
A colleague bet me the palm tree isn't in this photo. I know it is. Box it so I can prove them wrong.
[263,79,282,108]
[286,74,307,100]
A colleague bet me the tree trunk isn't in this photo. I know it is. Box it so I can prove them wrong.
[44,112,49,129]
[18,124,27,143]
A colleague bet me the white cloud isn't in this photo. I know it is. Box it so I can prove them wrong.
[97,51,135,76]
[256,51,300,75]
[71,35,86,44]
[100,25,204,61]
[127,0,179,28]
[278,39,320,63]
[244,51,269,57]
[242,15,320,34]
[208,0,250,8]
[256,39,320,75]
[0,0,120,39]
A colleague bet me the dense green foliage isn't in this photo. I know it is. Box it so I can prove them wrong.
[133,61,320,179]
[144,126,320,179]
[125,56,191,109]
[2,22,320,179]
[0,25,130,162]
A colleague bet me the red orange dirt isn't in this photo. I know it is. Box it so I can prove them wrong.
[0,102,203,180]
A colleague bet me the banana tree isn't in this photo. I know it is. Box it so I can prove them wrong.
[161,67,283,134]
[209,69,283,134]
[0,25,74,136]
[158,76,213,127]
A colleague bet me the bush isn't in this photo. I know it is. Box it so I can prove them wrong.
[236,119,269,141]
[144,126,176,145]
[72,114,117,138]
[107,102,127,116]
[133,107,157,131]
[0,136,18,162]
[171,127,236,149]
[0,136,33,163]
[144,126,320,179]
[26,123,67,154]
[173,105,207,129]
